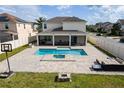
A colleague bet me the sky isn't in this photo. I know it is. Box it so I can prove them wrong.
[0,5,124,24]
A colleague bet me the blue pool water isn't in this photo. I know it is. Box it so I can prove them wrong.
[35,49,87,56]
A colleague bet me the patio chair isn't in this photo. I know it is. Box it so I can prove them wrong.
[91,59,103,71]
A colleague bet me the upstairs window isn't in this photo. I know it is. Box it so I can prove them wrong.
[4,22,9,30]
[24,24,26,29]
[44,24,47,29]
[18,24,20,27]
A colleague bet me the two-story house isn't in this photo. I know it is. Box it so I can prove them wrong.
[95,22,113,33]
[0,13,37,43]
[117,19,124,35]
[37,16,87,46]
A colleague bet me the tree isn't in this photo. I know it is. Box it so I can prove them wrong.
[86,25,97,32]
[35,17,46,33]
[97,27,103,33]
[111,23,121,36]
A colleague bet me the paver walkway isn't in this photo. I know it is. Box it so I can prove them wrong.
[0,43,124,75]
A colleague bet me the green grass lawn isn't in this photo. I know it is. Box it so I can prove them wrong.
[0,45,29,62]
[0,72,124,88]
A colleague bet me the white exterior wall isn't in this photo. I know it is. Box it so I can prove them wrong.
[43,22,62,31]
[121,25,124,29]
[63,22,86,32]
[0,22,17,32]
[16,23,37,39]
[0,22,37,37]
[0,23,36,54]
[43,21,86,32]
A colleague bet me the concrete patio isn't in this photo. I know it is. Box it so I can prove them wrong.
[0,43,124,75]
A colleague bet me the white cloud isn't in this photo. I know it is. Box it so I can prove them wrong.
[1,5,124,24]
[55,5,72,16]
[56,5,71,11]
[0,6,47,22]
[87,5,124,24]
[0,6,16,13]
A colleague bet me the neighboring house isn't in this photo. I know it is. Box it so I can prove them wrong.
[0,13,37,43]
[95,22,113,33]
[117,19,124,35]
[37,16,87,46]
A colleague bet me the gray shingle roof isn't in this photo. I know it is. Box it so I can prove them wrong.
[0,16,9,22]
[0,13,29,23]
[37,30,86,35]
[46,16,86,23]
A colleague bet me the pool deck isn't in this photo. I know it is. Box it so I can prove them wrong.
[0,43,124,75]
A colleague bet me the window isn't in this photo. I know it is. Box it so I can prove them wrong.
[4,22,9,30]
[44,24,47,29]
[44,36,51,41]
[14,35,18,40]
[24,24,26,29]
[18,24,20,27]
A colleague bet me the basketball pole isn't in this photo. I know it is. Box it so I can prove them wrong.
[5,52,11,74]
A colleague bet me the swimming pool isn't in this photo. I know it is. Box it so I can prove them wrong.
[35,49,87,56]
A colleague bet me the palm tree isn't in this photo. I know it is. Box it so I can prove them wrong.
[111,23,121,36]
[35,17,46,33]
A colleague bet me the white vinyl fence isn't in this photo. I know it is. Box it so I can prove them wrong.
[88,35,124,60]
[0,37,28,54]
